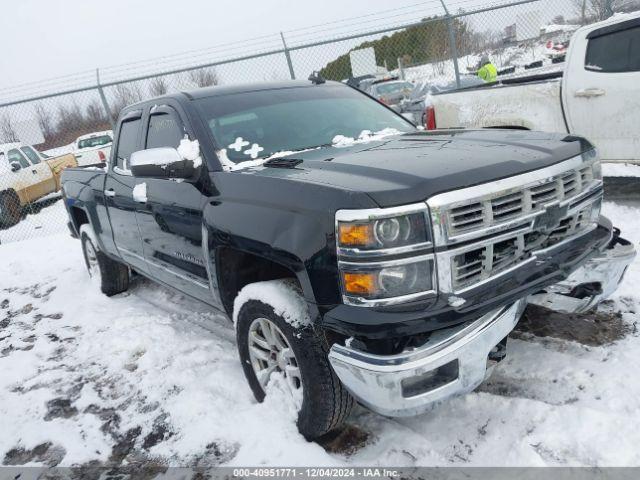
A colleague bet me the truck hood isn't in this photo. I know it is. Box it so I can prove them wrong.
[246,129,593,208]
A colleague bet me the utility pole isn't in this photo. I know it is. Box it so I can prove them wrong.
[96,69,115,129]
[280,32,296,80]
[439,0,461,89]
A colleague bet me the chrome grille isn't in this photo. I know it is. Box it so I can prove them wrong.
[445,163,598,237]
[429,156,603,293]
[451,204,598,290]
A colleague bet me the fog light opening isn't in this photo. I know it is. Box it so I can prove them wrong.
[401,359,459,398]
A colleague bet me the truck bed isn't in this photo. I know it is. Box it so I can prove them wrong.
[431,73,568,133]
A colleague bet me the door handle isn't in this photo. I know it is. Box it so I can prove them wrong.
[104,189,116,198]
[575,88,605,98]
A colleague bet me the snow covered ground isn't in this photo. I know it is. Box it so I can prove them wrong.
[0,200,68,245]
[0,201,639,468]
[398,40,562,88]
[602,162,640,177]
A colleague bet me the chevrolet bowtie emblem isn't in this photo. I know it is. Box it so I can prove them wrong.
[533,204,568,233]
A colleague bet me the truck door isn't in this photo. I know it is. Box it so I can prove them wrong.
[20,146,56,199]
[104,112,148,273]
[563,18,640,162]
[6,148,38,203]
[134,105,212,303]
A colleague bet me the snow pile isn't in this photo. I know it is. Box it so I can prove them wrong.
[233,279,311,329]
[332,128,403,148]
[540,24,579,34]
[602,162,640,177]
[132,183,147,203]
[217,147,319,172]
[177,137,202,168]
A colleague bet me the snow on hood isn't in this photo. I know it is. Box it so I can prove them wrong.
[331,128,403,148]
[216,147,319,172]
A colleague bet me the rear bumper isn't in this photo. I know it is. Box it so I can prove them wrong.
[328,299,526,417]
[528,232,635,313]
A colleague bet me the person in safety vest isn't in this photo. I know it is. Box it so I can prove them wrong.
[477,55,497,82]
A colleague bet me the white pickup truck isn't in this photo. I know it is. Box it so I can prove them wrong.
[428,13,640,164]
[74,130,113,166]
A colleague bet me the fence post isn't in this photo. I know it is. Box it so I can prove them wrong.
[439,0,461,89]
[280,32,296,80]
[96,69,115,130]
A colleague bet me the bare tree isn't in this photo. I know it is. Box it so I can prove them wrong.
[188,67,219,88]
[56,102,85,135]
[573,0,621,22]
[149,76,169,96]
[110,83,143,118]
[34,103,55,141]
[0,115,18,143]
[85,99,108,127]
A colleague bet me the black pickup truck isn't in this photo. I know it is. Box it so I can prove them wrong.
[61,79,635,439]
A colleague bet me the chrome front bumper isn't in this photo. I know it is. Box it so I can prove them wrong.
[328,300,526,417]
[528,234,635,313]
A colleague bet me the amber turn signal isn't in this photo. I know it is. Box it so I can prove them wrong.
[338,223,373,247]
[342,272,377,296]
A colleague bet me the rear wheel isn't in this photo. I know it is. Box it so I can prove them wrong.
[80,225,129,296]
[0,191,22,227]
[236,282,354,440]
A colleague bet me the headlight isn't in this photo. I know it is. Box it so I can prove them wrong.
[336,204,435,306]
[337,211,429,251]
[340,258,433,301]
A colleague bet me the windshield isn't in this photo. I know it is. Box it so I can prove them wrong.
[77,135,112,150]
[196,85,415,162]
[373,82,414,95]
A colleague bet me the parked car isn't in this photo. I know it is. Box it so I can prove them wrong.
[0,142,77,226]
[427,12,640,163]
[74,130,113,166]
[400,76,484,125]
[368,79,415,107]
[61,80,634,439]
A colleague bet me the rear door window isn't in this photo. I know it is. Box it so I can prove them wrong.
[114,118,142,172]
[21,146,42,165]
[586,26,640,72]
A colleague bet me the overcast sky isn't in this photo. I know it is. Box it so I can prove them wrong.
[1,0,454,91]
[2,0,573,99]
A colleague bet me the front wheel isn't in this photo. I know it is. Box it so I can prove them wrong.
[80,225,129,296]
[235,281,354,440]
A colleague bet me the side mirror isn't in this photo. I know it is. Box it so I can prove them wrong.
[10,162,21,172]
[129,148,194,179]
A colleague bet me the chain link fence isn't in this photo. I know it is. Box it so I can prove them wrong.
[0,0,636,244]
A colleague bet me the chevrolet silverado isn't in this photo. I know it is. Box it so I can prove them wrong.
[61,79,635,439]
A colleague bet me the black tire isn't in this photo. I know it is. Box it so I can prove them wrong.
[236,297,354,440]
[0,190,22,227]
[80,226,129,297]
